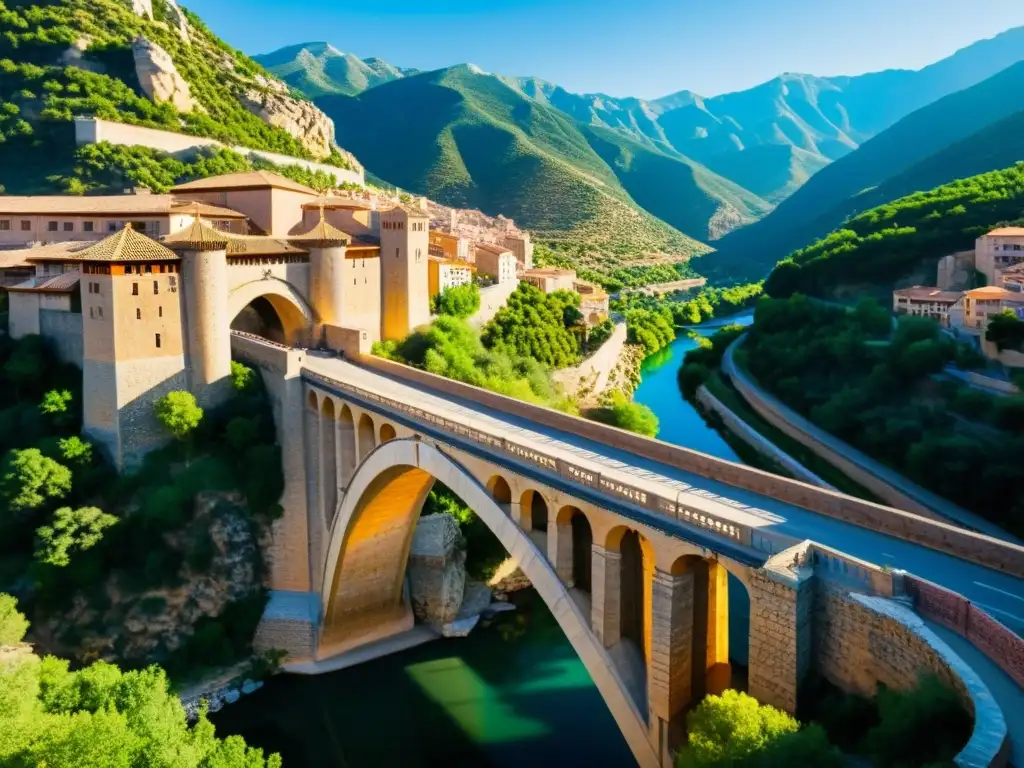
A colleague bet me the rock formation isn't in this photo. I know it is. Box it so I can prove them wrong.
[163,0,191,44]
[131,0,153,19]
[132,36,199,113]
[240,75,337,158]
[407,513,466,628]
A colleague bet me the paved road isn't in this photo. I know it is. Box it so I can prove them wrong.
[305,354,1024,637]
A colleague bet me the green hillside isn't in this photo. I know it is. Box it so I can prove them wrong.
[253,42,409,97]
[764,162,1024,298]
[701,59,1024,281]
[318,65,746,255]
[0,0,350,194]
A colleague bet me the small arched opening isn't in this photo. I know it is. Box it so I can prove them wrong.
[357,413,375,462]
[487,475,513,516]
[520,489,549,532]
[556,505,592,594]
[231,293,308,345]
[338,405,356,488]
[379,423,397,442]
[320,397,338,524]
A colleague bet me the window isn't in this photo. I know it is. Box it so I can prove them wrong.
[395,248,400,259]
[107,221,117,232]
[89,307,94,319]
[0,220,9,231]
[153,280,159,295]
[136,308,141,320]
[131,222,145,232]
[20,220,29,231]
[47,221,58,232]
[144,264,152,274]
[83,221,94,233]
[132,282,138,296]
[63,222,73,232]
[97,306,103,319]
[158,306,162,318]
[155,333,161,348]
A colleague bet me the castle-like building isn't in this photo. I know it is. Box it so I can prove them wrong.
[2,171,434,467]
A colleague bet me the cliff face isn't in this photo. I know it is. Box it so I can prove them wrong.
[240,75,337,159]
[132,36,199,113]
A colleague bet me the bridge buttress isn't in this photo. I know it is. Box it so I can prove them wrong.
[592,544,622,647]
[649,566,695,764]
[548,512,575,586]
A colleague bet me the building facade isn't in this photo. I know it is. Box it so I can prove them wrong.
[522,267,577,294]
[502,231,534,271]
[429,230,471,263]
[892,286,961,327]
[474,243,518,284]
[956,286,1024,330]
[428,255,474,299]
[975,227,1024,285]
[574,280,610,326]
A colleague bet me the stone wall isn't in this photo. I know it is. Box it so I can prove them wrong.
[39,310,83,366]
[813,585,1009,767]
[73,118,365,186]
[695,385,832,488]
[357,355,1024,578]
[407,513,466,627]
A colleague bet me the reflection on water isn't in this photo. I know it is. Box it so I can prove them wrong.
[210,592,636,767]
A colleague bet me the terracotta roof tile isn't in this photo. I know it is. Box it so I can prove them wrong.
[474,242,513,256]
[171,170,318,196]
[164,218,306,256]
[7,272,81,293]
[72,226,179,262]
[893,286,961,302]
[985,227,1024,237]
[288,210,352,245]
[301,196,372,211]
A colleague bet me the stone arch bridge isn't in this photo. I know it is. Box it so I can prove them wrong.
[230,332,1022,768]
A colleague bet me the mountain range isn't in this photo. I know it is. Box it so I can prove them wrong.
[255,29,1024,267]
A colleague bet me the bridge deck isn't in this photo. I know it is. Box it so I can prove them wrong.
[303,354,1024,636]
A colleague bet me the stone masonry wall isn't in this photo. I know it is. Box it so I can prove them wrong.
[39,309,83,366]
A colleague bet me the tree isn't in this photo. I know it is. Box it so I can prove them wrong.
[154,391,203,442]
[482,283,580,369]
[35,506,118,567]
[229,361,257,393]
[56,436,92,468]
[434,283,480,319]
[590,390,659,437]
[39,390,74,429]
[676,690,801,767]
[3,335,49,397]
[985,310,1024,351]
[0,448,72,513]
[0,593,29,645]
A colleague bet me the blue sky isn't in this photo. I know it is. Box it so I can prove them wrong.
[188,0,1023,99]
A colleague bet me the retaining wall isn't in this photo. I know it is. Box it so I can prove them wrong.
[74,118,365,186]
[695,385,832,489]
[356,355,1024,578]
[39,310,83,366]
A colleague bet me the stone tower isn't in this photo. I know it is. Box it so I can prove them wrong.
[78,226,188,468]
[380,205,430,341]
[164,219,232,407]
[291,208,351,334]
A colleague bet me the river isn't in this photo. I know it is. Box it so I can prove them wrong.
[210,312,755,767]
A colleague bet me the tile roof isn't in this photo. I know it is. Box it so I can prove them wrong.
[385,203,429,218]
[984,227,1024,237]
[171,170,318,196]
[163,218,306,256]
[8,272,82,293]
[288,210,352,245]
[0,241,91,266]
[893,286,962,302]
[72,226,179,262]
[0,194,245,218]
[474,242,513,256]
[965,286,1016,297]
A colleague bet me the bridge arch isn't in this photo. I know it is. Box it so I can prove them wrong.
[520,488,549,532]
[229,278,316,345]
[319,438,659,767]
[356,413,375,461]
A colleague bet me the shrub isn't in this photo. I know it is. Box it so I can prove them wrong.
[433,283,480,319]
[589,390,659,437]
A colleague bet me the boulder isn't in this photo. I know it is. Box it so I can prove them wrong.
[132,36,199,114]
[239,85,336,159]
[407,513,466,628]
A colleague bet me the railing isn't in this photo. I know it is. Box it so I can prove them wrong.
[230,329,291,350]
[302,369,776,555]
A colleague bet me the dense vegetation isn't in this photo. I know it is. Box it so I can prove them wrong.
[532,241,700,294]
[318,65,723,255]
[0,0,352,193]
[431,282,480,319]
[481,284,582,369]
[676,674,969,768]
[741,295,1024,534]
[31,142,352,196]
[0,334,284,676]
[704,59,1024,282]
[764,162,1024,297]
[0,595,280,767]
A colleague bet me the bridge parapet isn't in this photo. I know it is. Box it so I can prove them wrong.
[302,368,792,562]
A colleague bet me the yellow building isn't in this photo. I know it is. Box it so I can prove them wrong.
[380,205,431,341]
[429,230,471,262]
[957,286,1024,329]
[428,255,474,299]
[574,280,610,326]
[975,227,1024,285]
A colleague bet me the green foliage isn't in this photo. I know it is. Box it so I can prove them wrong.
[35,506,118,567]
[38,390,73,428]
[986,309,1024,352]
[433,282,481,319]
[154,391,204,442]
[589,390,659,437]
[764,162,1024,296]
[229,361,257,393]
[482,284,581,368]
[743,294,1024,534]
[0,594,29,645]
[0,448,72,514]
[375,315,577,411]
[626,307,676,354]
[675,690,840,767]
[585,318,614,350]
[0,594,280,766]
[56,436,92,468]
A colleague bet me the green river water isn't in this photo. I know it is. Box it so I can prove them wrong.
[210,313,753,767]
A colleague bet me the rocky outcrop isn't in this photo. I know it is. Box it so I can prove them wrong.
[407,513,466,628]
[131,0,153,19]
[163,0,191,44]
[488,557,533,601]
[240,76,337,159]
[133,36,199,113]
